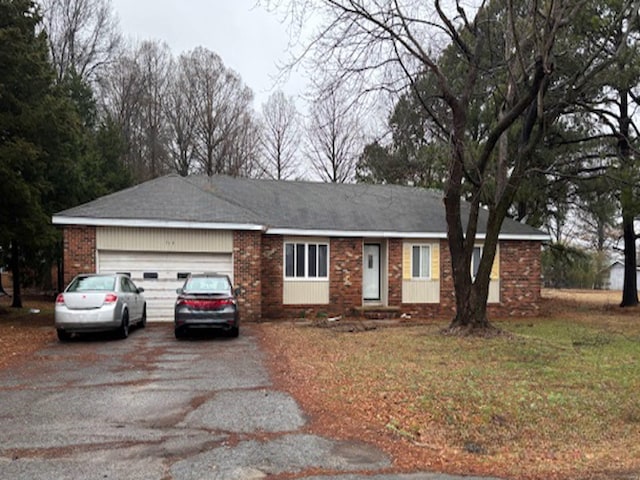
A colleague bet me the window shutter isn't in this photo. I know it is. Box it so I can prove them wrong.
[490,245,500,280]
[431,243,440,280]
[403,243,412,280]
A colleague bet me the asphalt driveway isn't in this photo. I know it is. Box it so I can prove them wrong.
[0,324,501,480]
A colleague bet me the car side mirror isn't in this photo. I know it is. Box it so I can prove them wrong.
[176,288,183,294]
[234,287,241,296]
[137,287,145,293]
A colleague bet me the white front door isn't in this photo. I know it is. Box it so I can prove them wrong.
[363,244,381,301]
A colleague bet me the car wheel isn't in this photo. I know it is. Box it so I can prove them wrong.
[174,327,186,339]
[140,304,147,328]
[229,326,239,338]
[117,310,129,339]
[57,329,72,342]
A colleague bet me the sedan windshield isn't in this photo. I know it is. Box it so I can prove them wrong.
[67,276,116,292]
[184,277,230,294]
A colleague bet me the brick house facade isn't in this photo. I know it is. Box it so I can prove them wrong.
[61,226,542,322]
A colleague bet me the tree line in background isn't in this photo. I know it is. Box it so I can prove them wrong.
[1,0,639,320]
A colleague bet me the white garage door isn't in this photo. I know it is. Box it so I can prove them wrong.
[98,251,233,322]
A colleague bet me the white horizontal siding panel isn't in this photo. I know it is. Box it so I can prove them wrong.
[283,281,329,305]
[97,227,233,253]
[488,280,500,303]
[98,250,233,322]
[402,280,440,303]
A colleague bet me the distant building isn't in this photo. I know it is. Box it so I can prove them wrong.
[603,261,640,290]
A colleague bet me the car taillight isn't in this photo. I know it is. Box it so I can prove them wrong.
[104,293,118,304]
[176,298,234,309]
[56,294,65,304]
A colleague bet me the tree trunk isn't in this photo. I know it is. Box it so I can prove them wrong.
[0,271,8,296]
[620,214,638,306]
[618,87,638,307]
[10,241,22,309]
[443,105,496,334]
[448,280,492,331]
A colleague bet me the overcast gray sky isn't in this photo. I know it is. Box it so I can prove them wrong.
[110,0,304,107]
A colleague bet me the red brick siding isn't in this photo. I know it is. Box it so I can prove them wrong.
[261,235,284,319]
[388,239,402,306]
[62,226,96,285]
[329,238,363,316]
[233,231,262,322]
[488,240,542,317]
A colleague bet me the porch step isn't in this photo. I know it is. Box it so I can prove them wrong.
[354,306,401,320]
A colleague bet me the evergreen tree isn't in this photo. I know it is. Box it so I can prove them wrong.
[0,0,87,305]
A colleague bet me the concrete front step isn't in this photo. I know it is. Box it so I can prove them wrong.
[353,306,401,320]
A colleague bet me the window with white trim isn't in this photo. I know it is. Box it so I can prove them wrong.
[285,242,328,279]
[411,245,431,279]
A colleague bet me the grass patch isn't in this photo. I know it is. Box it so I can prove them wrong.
[259,303,640,479]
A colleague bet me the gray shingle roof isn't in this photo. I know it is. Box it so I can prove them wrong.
[53,174,546,238]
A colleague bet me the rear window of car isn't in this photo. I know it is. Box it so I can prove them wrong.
[184,277,230,293]
[67,276,116,292]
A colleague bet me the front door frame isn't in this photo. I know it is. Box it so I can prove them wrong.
[363,243,381,301]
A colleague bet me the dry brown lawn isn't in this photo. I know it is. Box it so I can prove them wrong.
[257,289,640,480]
[541,288,623,305]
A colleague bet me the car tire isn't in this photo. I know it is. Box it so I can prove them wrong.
[117,310,129,339]
[140,304,147,328]
[174,327,186,339]
[229,326,239,338]
[57,329,72,342]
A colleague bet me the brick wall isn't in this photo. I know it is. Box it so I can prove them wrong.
[258,236,543,320]
[395,239,542,319]
[388,239,403,306]
[62,226,96,285]
[261,234,283,319]
[489,240,542,317]
[233,231,262,322]
[329,238,363,316]
[261,235,365,320]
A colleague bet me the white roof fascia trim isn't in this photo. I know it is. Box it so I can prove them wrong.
[266,228,446,238]
[495,234,551,241]
[266,228,550,241]
[51,216,264,231]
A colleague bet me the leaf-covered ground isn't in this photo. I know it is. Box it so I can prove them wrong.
[0,297,55,370]
[255,291,640,480]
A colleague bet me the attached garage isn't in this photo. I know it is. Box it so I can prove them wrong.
[96,227,234,321]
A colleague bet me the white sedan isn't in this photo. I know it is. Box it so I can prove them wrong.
[55,273,147,341]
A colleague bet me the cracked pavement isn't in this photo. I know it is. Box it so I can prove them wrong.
[0,324,502,480]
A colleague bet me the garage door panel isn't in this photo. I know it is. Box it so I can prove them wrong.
[98,251,233,322]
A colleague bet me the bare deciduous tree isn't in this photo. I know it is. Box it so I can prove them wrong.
[165,55,198,176]
[260,91,300,180]
[41,0,121,82]
[136,41,172,179]
[99,49,144,177]
[180,47,258,176]
[305,83,361,183]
